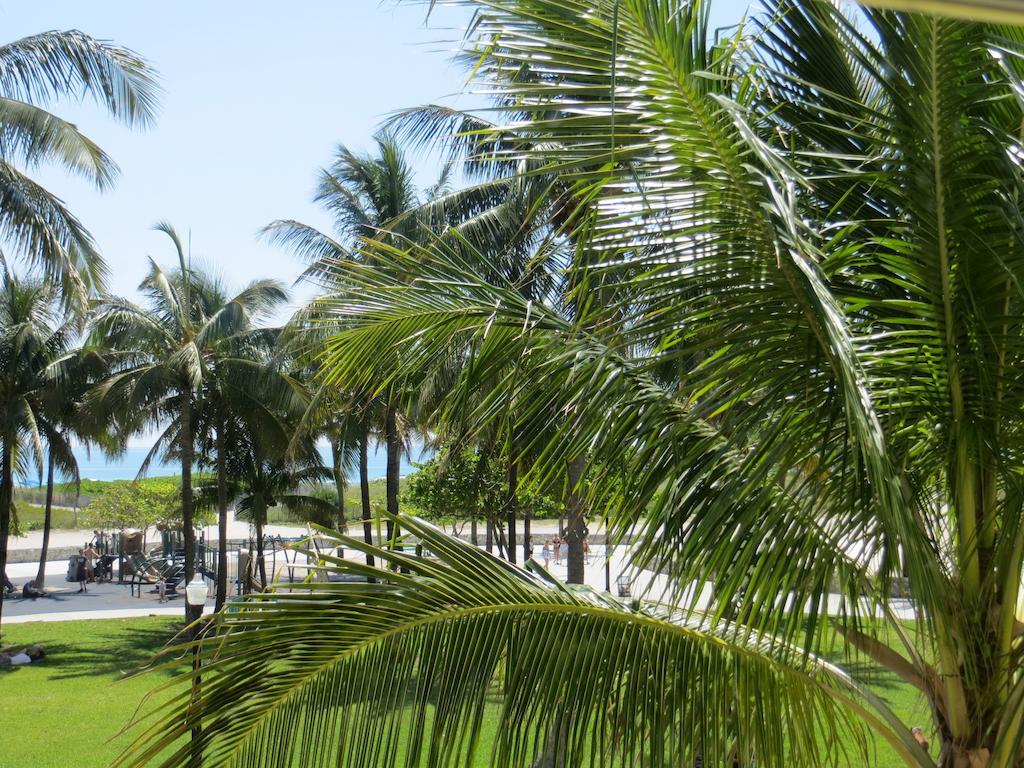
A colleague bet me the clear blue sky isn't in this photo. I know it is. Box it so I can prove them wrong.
[2,0,751,312]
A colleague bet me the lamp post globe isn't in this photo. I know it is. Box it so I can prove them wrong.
[185,576,208,607]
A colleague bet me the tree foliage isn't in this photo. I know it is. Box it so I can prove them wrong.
[403,445,561,522]
[80,479,184,531]
[0,29,158,309]
[119,0,1024,765]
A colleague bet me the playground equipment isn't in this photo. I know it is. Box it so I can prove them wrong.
[114,529,364,603]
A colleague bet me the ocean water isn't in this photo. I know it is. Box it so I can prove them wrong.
[67,443,425,484]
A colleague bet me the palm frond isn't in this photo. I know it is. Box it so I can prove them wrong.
[0,30,159,128]
[118,517,935,768]
[0,96,117,188]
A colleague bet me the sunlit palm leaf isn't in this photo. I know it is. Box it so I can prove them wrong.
[117,516,939,768]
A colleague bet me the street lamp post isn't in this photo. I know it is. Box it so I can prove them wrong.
[185,576,208,768]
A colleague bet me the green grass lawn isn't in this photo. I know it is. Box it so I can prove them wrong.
[0,616,931,767]
[821,625,936,766]
[0,617,183,768]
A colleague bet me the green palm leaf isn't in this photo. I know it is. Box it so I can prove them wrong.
[117,516,937,768]
[257,0,1024,760]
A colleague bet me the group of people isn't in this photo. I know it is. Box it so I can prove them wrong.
[74,543,101,593]
[539,534,591,567]
[1,539,105,601]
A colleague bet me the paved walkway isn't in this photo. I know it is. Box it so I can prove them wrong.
[3,541,916,625]
[5,503,627,623]
[3,560,213,624]
[2,543,622,624]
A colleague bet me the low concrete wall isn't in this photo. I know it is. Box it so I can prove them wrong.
[7,545,79,565]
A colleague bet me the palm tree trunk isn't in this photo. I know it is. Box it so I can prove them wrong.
[524,498,532,563]
[384,401,401,548]
[330,436,347,559]
[35,449,56,588]
[531,718,569,768]
[181,391,198,623]
[255,513,267,590]
[359,431,374,570]
[215,414,228,611]
[506,459,517,564]
[494,520,508,559]
[486,515,493,553]
[565,456,586,585]
[331,437,347,532]
[470,517,478,546]
[0,441,13,630]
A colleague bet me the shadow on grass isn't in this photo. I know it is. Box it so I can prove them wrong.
[2,623,186,681]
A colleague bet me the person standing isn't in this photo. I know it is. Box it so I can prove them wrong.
[76,550,88,593]
[82,543,98,583]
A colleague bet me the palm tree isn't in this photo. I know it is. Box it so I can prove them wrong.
[118,1,1024,765]
[198,422,330,590]
[0,272,76,630]
[192,308,291,610]
[294,382,361,535]
[387,102,604,578]
[0,29,156,617]
[282,326,384,568]
[0,30,157,308]
[33,343,119,589]
[92,224,287,620]
[268,133,448,549]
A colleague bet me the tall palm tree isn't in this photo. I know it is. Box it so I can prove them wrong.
[33,342,119,589]
[0,29,156,618]
[0,30,157,309]
[191,308,291,610]
[0,272,76,631]
[282,326,384,568]
[92,224,287,620]
[387,102,605,579]
[119,1,1024,766]
[268,133,445,548]
[292,378,361,535]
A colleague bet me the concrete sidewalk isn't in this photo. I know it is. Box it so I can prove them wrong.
[2,559,213,625]
[2,542,917,625]
[2,543,620,625]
